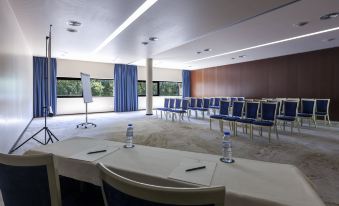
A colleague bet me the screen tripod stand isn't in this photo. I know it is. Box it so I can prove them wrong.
[10,25,58,153]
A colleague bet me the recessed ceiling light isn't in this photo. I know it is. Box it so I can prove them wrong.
[142,42,148,45]
[149,37,158,41]
[322,38,336,42]
[66,28,77,33]
[185,26,339,63]
[204,48,212,52]
[67,20,82,27]
[92,0,158,54]
[320,12,339,20]
[293,21,309,27]
[239,55,246,58]
[196,51,202,54]
[231,57,236,60]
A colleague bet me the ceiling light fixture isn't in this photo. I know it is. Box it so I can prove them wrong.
[239,55,246,58]
[204,48,212,52]
[322,38,336,42]
[142,42,149,45]
[67,20,82,26]
[320,12,339,20]
[293,21,309,27]
[185,26,339,63]
[149,37,159,41]
[66,28,77,33]
[92,0,158,54]
[196,51,202,54]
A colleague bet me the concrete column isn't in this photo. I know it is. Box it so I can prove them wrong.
[146,58,153,115]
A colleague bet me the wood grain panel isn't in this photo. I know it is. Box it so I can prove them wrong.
[191,47,339,120]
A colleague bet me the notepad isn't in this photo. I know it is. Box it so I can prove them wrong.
[70,145,119,162]
[168,158,217,186]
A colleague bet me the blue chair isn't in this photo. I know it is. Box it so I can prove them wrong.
[230,97,238,107]
[97,163,225,206]
[0,153,61,206]
[209,97,221,115]
[210,101,230,132]
[222,101,245,135]
[171,99,189,121]
[195,98,210,119]
[298,99,317,128]
[277,101,300,134]
[165,99,176,120]
[190,98,203,118]
[187,98,196,118]
[155,98,169,119]
[251,102,278,143]
[315,99,331,125]
[235,102,260,136]
[237,97,245,101]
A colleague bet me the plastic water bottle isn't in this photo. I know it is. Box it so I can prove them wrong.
[221,131,234,163]
[125,124,134,148]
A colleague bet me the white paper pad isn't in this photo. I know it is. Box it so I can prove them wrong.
[168,158,217,186]
[71,145,119,162]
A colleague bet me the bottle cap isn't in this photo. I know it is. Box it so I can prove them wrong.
[224,131,231,136]
[128,124,132,126]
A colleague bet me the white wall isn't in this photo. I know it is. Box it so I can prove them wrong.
[0,0,33,153]
[56,59,182,114]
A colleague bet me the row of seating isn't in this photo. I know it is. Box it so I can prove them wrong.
[0,153,225,206]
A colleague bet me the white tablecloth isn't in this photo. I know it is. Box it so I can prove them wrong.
[25,138,325,206]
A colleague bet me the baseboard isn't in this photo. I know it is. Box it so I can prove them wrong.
[8,117,34,154]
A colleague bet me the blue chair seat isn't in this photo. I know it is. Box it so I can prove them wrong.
[171,109,187,113]
[209,106,220,109]
[157,108,169,111]
[194,108,209,111]
[236,118,256,124]
[277,116,295,121]
[315,112,327,115]
[210,114,228,119]
[252,120,274,127]
[298,113,313,117]
[223,116,240,121]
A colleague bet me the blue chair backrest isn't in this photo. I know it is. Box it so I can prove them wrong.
[316,99,329,113]
[245,102,259,119]
[203,98,210,108]
[230,97,237,106]
[237,97,245,101]
[219,101,230,116]
[301,99,315,114]
[196,98,203,107]
[214,98,220,106]
[232,101,244,117]
[164,98,169,108]
[284,101,298,117]
[189,98,196,107]
[182,99,189,110]
[169,99,175,108]
[175,99,182,109]
[261,103,277,121]
[0,163,52,205]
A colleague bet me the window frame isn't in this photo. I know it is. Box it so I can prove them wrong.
[137,80,182,97]
[57,77,114,98]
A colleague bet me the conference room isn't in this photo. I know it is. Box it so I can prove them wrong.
[1,0,339,205]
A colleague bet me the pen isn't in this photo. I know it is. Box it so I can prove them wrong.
[185,166,206,172]
[87,149,107,155]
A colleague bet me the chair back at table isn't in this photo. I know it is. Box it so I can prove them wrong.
[203,98,210,109]
[196,98,203,108]
[245,102,260,119]
[169,99,175,109]
[316,99,330,114]
[219,101,230,116]
[237,97,245,101]
[214,98,220,107]
[283,101,299,117]
[0,153,61,206]
[189,98,196,108]
[163,98,170,108]
[182,99,189,110]
[97,163,225,206]
[232,101,244,117]
[175,99,182,109]
[301,99,316,115]
[261,102,277,121]
[267,100,281,116]
[230,97,237,106]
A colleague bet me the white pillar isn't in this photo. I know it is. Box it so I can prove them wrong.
[146,58,153,115]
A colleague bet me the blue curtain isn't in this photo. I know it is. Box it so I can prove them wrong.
[114,64,138,112]
[33,56,57,117]
[182,70,191,98]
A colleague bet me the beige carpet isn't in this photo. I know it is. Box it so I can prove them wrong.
[11,111,339,206]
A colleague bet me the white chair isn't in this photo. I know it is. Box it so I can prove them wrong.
[97,163,225,206]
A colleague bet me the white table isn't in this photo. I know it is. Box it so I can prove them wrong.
[26,138,325,206]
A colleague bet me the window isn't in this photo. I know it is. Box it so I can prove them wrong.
[137,81,182,96]
[57,77,114,97]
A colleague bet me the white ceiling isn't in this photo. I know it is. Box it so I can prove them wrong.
[8,0,339,70]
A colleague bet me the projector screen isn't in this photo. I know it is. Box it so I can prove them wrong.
[80,73,93,103]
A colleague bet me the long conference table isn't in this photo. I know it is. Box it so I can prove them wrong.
[25,138,325,206]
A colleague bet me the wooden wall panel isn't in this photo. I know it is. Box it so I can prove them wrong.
[191,47,339,120]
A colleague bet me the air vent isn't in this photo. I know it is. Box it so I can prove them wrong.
[66,28,78,33]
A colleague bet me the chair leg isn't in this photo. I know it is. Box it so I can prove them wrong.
[245,124,248,134]
[296,120,301,135]
[209,119,212,130]
[327,115,331,126]
[268,127,271,143]
[172,113,175,121]
[202,111,205,119]
[313,116,317,128]
[291,122,294,134]
[275,125,279,140]
[250,124,253,141]
[235,123,238,136]
[283,121,286,131]
[260,127,263,136]
[219,120,224,133]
